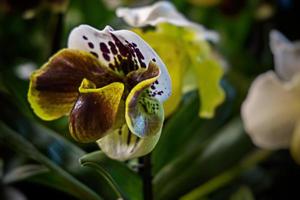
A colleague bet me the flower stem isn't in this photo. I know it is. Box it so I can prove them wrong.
[139,153,153,200]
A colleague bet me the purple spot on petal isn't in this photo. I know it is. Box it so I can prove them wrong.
[135,48,144,60]
[102,53,110,61]
[140,61,146,68]
[151,85,156,90]
[108,41,118,55]
[152,58,156,62]
[109,63,115,70]
[90,51,98,58]
[88,42,94,49]
[100,42,110,54]
[110,33,129,57]
[83,35,88,40]
[132,42,137,47]
[117,55,122,61]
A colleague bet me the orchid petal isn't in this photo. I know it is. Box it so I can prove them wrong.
[164,63,184,117]
[192,59,225,118]
[116,1,219,42]
[270,30,300,81]
[97,123,161,161]
[68,24,171,102]
[241,71,300,149]
[125,62,164,137]
[69,80,124,143]
[28,49,120,121]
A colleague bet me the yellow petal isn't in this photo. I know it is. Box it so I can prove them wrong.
[192,59,225,118]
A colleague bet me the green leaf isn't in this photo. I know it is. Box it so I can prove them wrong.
[0,121,103,200]
[1,86,140,200]
[28,170,113,200]
[152,82,235,174]
[80,151,143,200]
[153,118,253,200]
[152,92,200,174]
[230,186,255,200]
[2,164,48,184]
[180,150,271,200]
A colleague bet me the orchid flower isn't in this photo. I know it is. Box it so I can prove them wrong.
[117,1,225,118]
[241,30,300,164]
[28,25,171,161]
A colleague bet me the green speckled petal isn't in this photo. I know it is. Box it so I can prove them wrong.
[125,61,164,138]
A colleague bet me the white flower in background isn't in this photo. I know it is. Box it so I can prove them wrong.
[241,30,300,163]
[15,62,37,80]
[102,0,122,9]
[116,1,219,42]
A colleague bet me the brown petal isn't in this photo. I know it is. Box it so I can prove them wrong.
[28,49,121,120]
[69,80,124,143]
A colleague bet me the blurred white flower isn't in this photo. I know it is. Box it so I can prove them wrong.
[15,62,37,80]
[102,0,122,9]
[116,1,219,42]
[241,30,300,163]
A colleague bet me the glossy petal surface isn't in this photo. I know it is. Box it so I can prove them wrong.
[69,80,124,143]
[125,62,164,137]
[97,124,161,161]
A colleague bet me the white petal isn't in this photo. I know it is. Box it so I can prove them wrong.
[116,1,219,42]
[270,30,300,81]
[68,24,171,102]
[241,71,300,149]
[97,124,161,161]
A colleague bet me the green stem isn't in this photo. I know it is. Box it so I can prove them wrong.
[139,153,153,200]
[180,150,272,200]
